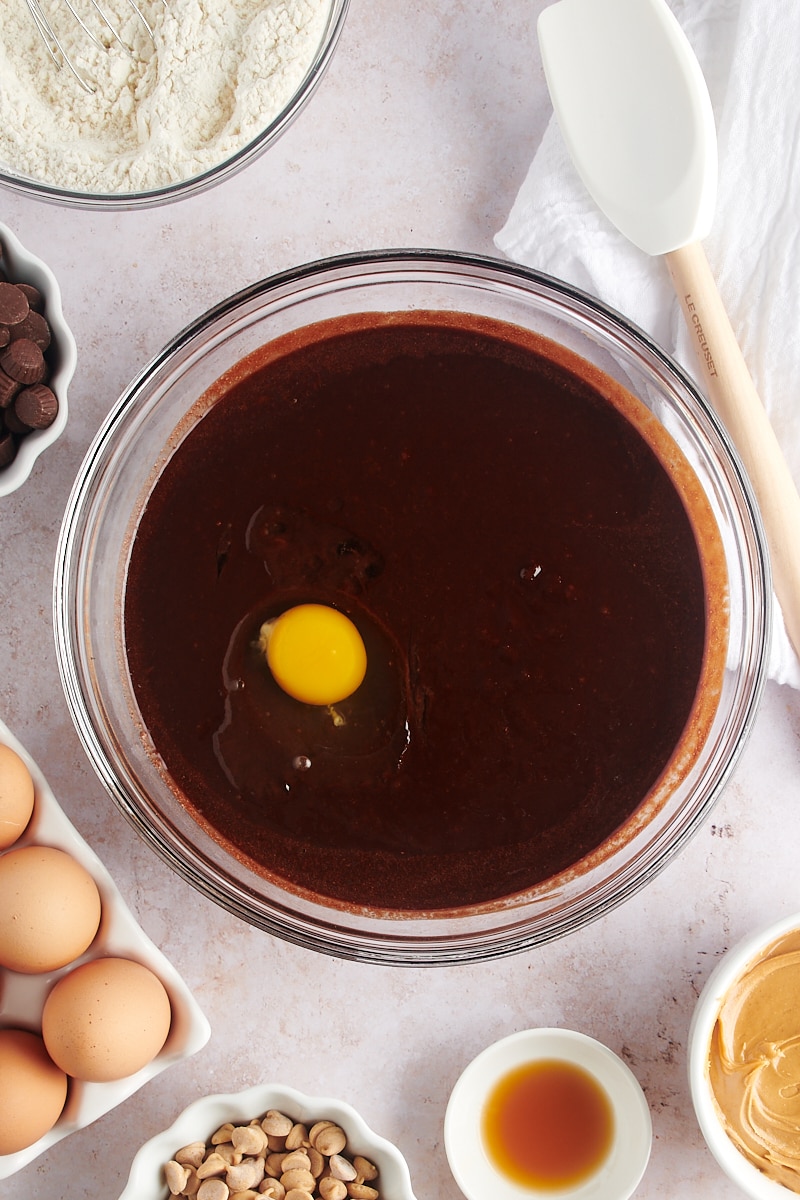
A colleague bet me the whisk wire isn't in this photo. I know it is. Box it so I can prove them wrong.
[24,0,167,94]
[25,0,96,92]
[91,0,156,48]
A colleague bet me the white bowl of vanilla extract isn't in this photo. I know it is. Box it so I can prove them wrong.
[444,1028,652,1200]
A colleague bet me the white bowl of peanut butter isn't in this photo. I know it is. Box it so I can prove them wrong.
[689,911,800,1198]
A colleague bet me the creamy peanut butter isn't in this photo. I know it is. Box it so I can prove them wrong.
[709,930,800,1191]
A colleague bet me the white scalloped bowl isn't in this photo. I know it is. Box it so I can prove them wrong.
[118,1082,418,1200]
[0,719,210,1180]
[0,222,76,497]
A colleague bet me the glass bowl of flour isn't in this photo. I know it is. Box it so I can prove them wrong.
[0,0,349,208]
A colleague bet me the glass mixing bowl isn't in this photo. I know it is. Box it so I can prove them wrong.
[0,0,349,209]
[53,250,770,964]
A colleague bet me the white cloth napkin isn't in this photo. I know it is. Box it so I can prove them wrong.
[496,0,800,689]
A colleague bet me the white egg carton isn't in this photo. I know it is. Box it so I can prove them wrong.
[0,718,211,1179]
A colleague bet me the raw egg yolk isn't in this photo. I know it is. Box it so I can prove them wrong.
[261,604,367,705]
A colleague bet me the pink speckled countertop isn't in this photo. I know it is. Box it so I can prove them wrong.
[2,2,799,1198]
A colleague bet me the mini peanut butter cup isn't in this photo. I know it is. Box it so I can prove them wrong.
[0,338,46,385]
[0,282,29,327]
[15,283,44,313]
[14,383,58,430]
[0,367,21,408]
[0,430,16,468]
[3,405,31,434]
[10,310,51,351]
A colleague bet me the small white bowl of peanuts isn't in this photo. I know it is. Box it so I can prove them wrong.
[117,1082,418,1200]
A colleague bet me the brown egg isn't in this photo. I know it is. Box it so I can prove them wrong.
[0,1029,68,1154]
[0,743,35,849]
[0,845,102,973]
[42,956,172,1082]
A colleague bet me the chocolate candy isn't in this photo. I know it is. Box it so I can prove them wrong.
[14,384,58,430]
[0,282,29,327]
[0,339,46,385]
[3,405,30,435]
[0,430,15,468]
[15,283,43,313]
[11,310,50,351]
[0,368,20,408]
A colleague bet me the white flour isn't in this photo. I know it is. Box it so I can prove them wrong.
[0,0,332,193]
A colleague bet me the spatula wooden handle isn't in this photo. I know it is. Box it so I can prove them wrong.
[665,240,800,661]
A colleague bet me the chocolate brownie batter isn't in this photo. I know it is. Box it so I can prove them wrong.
[124,312,720,913]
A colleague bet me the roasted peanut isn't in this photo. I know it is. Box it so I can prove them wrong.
[176,1142,208,1169]
[328,1156,357,1183]
[280,1167,317,1192]
[307,1147,325,1178]
[233,1126,269,1156]
[216,1143,243,1166]
[197,1152,230,1179]
[347,1185,379,1200]
[284,1124,309,1152]
[262,1110,294,1138]
[352,1158,377,1184]
[227,1157,266,1192]
[166,1160,191,1195]
[183,1169,202,1198]
[318,1179,347,1200]
[259,1180,286,1199]
[265,1153,286,1178]
[312,1125,347,1158]
[213,1124,236,1145]
[197,1179,230,1200]
[281,1150,312,1173]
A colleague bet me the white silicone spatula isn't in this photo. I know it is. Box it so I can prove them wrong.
[538,0,800,661]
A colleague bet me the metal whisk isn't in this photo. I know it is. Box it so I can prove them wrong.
[24,0,167,93]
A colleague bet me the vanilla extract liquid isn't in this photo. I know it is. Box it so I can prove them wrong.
[482,1058,615,1190]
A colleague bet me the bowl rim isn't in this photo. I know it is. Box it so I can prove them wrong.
[688,909,800,1199]
[0,0,350,211]
[53,247,771,965]
[444,1027,652,1200]
[0,221,77,497]
[116,1080,418,1200]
